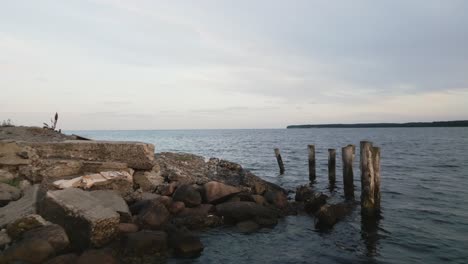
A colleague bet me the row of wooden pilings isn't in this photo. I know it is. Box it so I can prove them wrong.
[274,141,381,214]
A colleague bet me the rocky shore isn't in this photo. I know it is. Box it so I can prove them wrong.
[0,127,350,263]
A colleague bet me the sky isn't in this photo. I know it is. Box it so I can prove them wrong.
[1,0,468,129]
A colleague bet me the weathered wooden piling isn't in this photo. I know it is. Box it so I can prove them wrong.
[308,145,316,181]
[328,149,336,184]
[274,148,285,175]
[342,145,354,200]
[360,141,381,214]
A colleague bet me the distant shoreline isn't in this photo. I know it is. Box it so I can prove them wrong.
[287,120,468,129]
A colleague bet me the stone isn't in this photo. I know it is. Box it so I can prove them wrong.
[304,193,328,214]
[121,230,168,255]
[264,190,289,209]
[0,169,15,182]
[22,224,69,252]
[44,254,79,264]
[0,141,36,166]
[168,230,204,257]
[137,200,170,230]
[156,152,209,184]
[157,182,178,196]
[26,140,155,170]
[76,249,118,264]
[236,220,260,233]
[0,184,39,228]
[0,237,55,264]
[39,188,120,249]
[0,183,21,206]
[172,184,201,208]
[119,223,139,234]
[168,201,185,214]
[203,181,241,204]
[251,195,266,205]
[18,180,31,191]
[295,185,315,202]
[89,190,132,222]
[0,229,11,249]
[315,203,354,230]
[172,204,221,230]
[215,201,278,225]
[134,171,165,192]
[6,214,49,239]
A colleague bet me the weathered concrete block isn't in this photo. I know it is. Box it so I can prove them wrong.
[89,190,131,222]
[39,188,120,249]
[26,140,155,170]
[0,185,40,228]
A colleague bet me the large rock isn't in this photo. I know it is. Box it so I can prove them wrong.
[0,169,16,182]
[137,200,170,230]
[22,224,70,252]
[172,204,221,230]
[89,190,131,222]
[121,230,168,255]
[156,152,208,184]
[26,140,155,170]
[134,170,165,192]
[172,184,202,208]
[0,140,38,166]
[203,181,240,204]
[0,237,55,264]
[304,193,328,214]
[315,203,354,230]
[295,185,315,202]
[168,230,204,257]
[0,184,40,228]
[76,249,118,264]
[39,188,120,249]
[6,214,49,239]
[0,183,21,206]
[215,201,278,225]
[53,171,134,200]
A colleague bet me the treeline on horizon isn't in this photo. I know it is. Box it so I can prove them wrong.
[287,120,468,129]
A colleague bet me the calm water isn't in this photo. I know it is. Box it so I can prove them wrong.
[68,128,468,264]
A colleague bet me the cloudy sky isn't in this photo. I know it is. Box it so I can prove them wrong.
[1,0,468,129]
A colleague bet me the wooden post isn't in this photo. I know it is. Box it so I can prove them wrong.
[308,145,316,181]
[328,149,336,184]
[274,148,285,175]
[360,141,381,214]
[342,145,354,200]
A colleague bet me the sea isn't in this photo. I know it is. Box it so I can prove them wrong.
[68,128,468,264]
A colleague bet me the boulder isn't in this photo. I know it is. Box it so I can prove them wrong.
[6,214,49,239]
[168,230,204,257]
[26,140,155,170]
[0,141,37,166]
[18,180,31,191]
[0,169,16,182]
[118,223,139,234]
[44,254,79,264]
[172,184,202,208]
[203,181,240,204]
[39,188,120,249]
[215,201,278,225]
[304,193,328,214]
[0,237,55,264]
[0,183,21,206]
[157,182,178,196]
[168,201,185,214]
[264,190,289,209]
[236,220,260,233]
[121,230,168,255]
[251,195,266,206]
[156,152,208,184]
[0,184,40,228]
[76,249,118,264]
[89,190,131,222]
[315,203,354,230]
[137,200,170,230]
[134,171,164,192]
[172,204,221,230]
[22,224,69,252]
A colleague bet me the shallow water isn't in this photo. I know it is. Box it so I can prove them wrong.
[68,128,468,264]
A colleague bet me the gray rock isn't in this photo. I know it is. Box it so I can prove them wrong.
[215,201,278,225]
[0,184,39,228]
[172,184,201,208]
[39,188,120,249]
[156,152,208,184]
[0,169,16,182]
[137,200,170,230]
[134,171,164,192]
[0,183,21,206]
[6,214,49,239]
[89,190,131,222]
[203,181,240,204]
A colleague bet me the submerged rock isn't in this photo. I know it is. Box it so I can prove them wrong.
[315,203,354,230]
[215,201,278,225]
[168,229,204,258]
[76,249,118,264]
[304,193,328,214]
[121,230,168,256]
[236,220,260,233]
